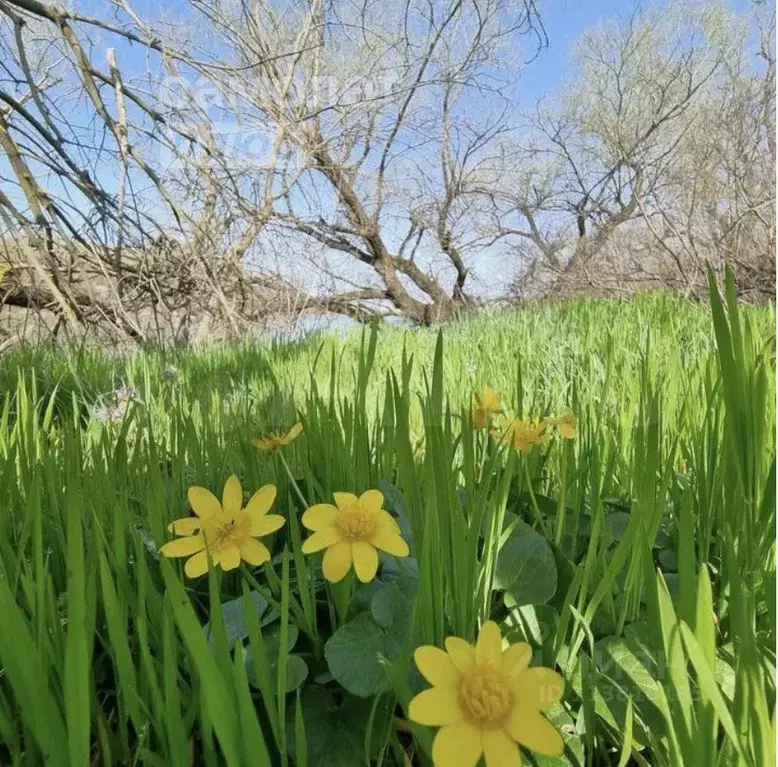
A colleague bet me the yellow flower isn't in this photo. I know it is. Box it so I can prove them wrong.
[491,417,548,454]
[160,475,284,578]
[408,621,565,766]
[252,422,303,453]
[471,386,502,429]
[543,412,577,440]
[300,490,409,583]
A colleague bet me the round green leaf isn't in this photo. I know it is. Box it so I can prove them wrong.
[495,525,558,606]
[371,579,415,629]
[325,612,403,698]
[288,685,394,767]
[204,591,275,650]
[283,655,308,693]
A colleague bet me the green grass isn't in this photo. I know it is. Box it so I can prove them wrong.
[0,284,774,766]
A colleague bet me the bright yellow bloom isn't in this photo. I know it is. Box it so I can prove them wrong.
[301,490,409,583]
[471,386,503,429]
[408,621,565,766]
[491,417,548,454]
[252,422,303,453]
[543,412,577,439]
[160,475,284,578]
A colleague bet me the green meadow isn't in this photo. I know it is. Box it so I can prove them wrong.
[0,277,774,766]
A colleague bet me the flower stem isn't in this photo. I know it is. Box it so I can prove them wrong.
[239,564,316,644]
[277,451,310,509]
[329,574,352,628]
[523,461,550,538]
[240,563,284,614]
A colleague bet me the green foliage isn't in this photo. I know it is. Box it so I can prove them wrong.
[325,578,416,698]
[0,291,773,765]
[495,520,558,606]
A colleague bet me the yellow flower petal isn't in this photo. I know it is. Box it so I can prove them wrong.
[239,538,271,566]
[486,389,502,410]
[445,636,476,675]
[184,550,209,578]
[352,541,379,583]
[359,489,384,511]
[514,668,565,711]
[408,688,464,726]
[301,503,339,531]
[502,642,533,678]
[167,517,203,535]
[301,526,343,553]
[332,492,358,510]
[160,535,206,558]
[472,408,488,429]
[251,514,285,537]
[476,386,502,412]
[368,527,409,557]
[252,435,278,453]
[471,388,502,429]
[475,620,503,666]
[376,509,401,533]
[414,645,461,688]
[222,475,243,516]
[284,422,303,443]
[554,412,577,439]
[246,485,277,520]
[187,486,222,518]
[321,540,352,582]
[504,709,564,756]
[483,728,521,767]
[432,721,483,767]
[218,545,241,571]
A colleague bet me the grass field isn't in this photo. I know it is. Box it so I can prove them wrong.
[0,276,775,766]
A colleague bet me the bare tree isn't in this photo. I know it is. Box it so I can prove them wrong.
[0,0,548,341]
[636,0,776,300]
[0,0,335,345]
[129,0,546,322]
[495,0,775,300]
[0,0,771,347]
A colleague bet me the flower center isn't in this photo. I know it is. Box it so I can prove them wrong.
[459,665,514,727]
[205,514,247,550]
[336,505,377,541]
[515,422,541,445]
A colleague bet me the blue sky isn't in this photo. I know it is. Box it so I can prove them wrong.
[4,0,757,303]
[523,0,751,102]
[95,0,650,107]
[520,0,637,103]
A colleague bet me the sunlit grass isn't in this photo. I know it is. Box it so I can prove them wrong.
[0,286,774,766]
